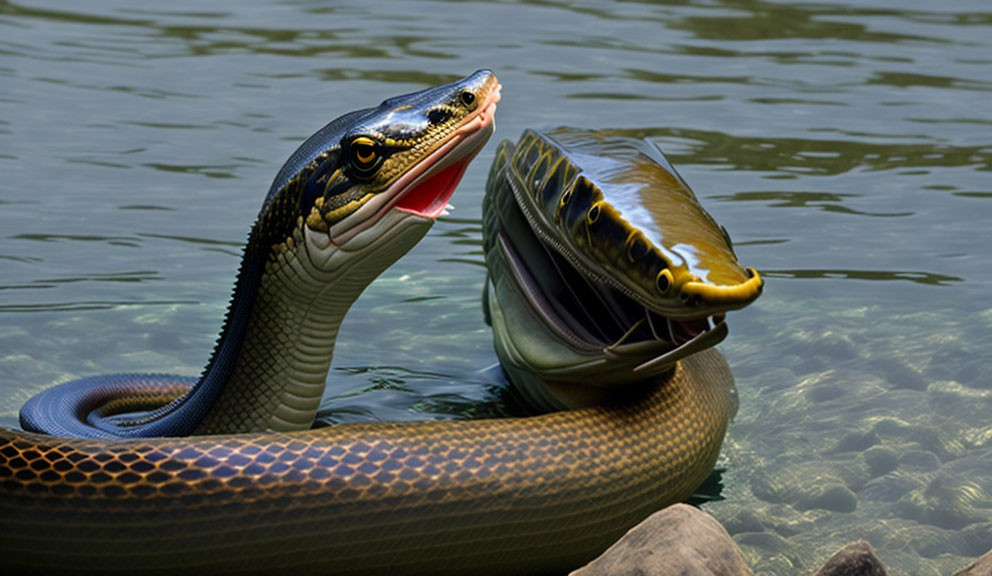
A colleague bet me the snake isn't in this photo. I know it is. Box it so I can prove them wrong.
[0,70,763,575]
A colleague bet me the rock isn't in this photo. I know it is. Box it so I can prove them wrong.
[863,446,899,477]
[813,540,887,576]
[569,504,753,576]
[751,467,858,513]
[896,473,985,530]
[898,450,940,472]
[954,548,992,576]
[833,430,880,453]
[872,357,928,390]
[723,509,765,535]
[793,483,858,513]
[859,470,924,503]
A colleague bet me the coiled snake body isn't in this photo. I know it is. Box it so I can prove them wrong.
[0,71,761,574]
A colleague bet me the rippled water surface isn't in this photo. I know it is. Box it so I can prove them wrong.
[1,1,990,573]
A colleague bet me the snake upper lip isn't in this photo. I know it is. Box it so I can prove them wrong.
[328,84,501,245]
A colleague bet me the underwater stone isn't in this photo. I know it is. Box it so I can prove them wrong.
[928,380,992,421]
[750,463,863,512]
[901,523,968,559]
[570,504,753,576]
[871,417,912,437]
[863,446,900,477]
[896,473,985,530]
[872,357,928,390]
[799,356,828,375]
[723,509,766,535]
[859,471,924,503]
[734,531,793,555]
[898,450,940,472]
[794,483,858,513]
[871,418,964,461]
[758,366,800,392]
[812,540,887,576]
[962,523,992,559]
[834,430,881,453]
[750,555,801,575]
[750,473,785,504]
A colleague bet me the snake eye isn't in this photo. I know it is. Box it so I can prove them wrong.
[348,136,383,177]
[459,90,477,109]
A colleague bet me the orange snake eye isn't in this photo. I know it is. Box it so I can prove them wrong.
[350,137,379,167]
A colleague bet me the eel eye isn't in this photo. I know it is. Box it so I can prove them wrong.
[656,269,673,294]
[459,90,477,109]
[349,136,382,176]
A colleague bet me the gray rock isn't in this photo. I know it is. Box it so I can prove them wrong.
[863,446,900,477]
[813,540,887,576]
[896,473,984,530]
[751,465,860,513]
[954,548,992,576]
[794,483,858,513]
[569,504,753,576]
[722,509,765,535]
[833,430,880,453]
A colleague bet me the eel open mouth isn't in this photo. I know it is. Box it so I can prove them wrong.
[495,184,728,379]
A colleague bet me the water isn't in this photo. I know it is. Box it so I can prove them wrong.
[0,0,989,573]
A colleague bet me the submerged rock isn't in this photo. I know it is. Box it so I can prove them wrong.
[813,540,887,576]
[862,446,900,477]
[750,465,860,513]
[896,473,986,530]
[570,504,753,576]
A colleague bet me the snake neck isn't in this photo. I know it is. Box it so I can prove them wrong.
[185,212,430,435]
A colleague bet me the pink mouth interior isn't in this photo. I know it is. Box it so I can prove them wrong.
[394,158,470,219]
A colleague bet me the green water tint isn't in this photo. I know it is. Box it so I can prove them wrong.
[1,0,990,573]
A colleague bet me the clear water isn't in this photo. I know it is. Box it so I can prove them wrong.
[1,1,989,573]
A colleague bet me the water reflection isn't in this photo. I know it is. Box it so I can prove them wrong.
[598,128,992,174]
[670,0,943,44]
[715,191,912,218]
[761,268,962,286]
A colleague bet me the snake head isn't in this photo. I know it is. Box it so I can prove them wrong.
[280,70,500,247]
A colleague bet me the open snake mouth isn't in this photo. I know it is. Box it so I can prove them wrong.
[329,86,501,244]
[495,187,727,379]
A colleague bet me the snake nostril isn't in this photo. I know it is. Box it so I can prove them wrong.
[427,108,452,126]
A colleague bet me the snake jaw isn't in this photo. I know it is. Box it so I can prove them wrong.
[328,84,500,245]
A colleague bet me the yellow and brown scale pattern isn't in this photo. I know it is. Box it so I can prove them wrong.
[0,349,734,575]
